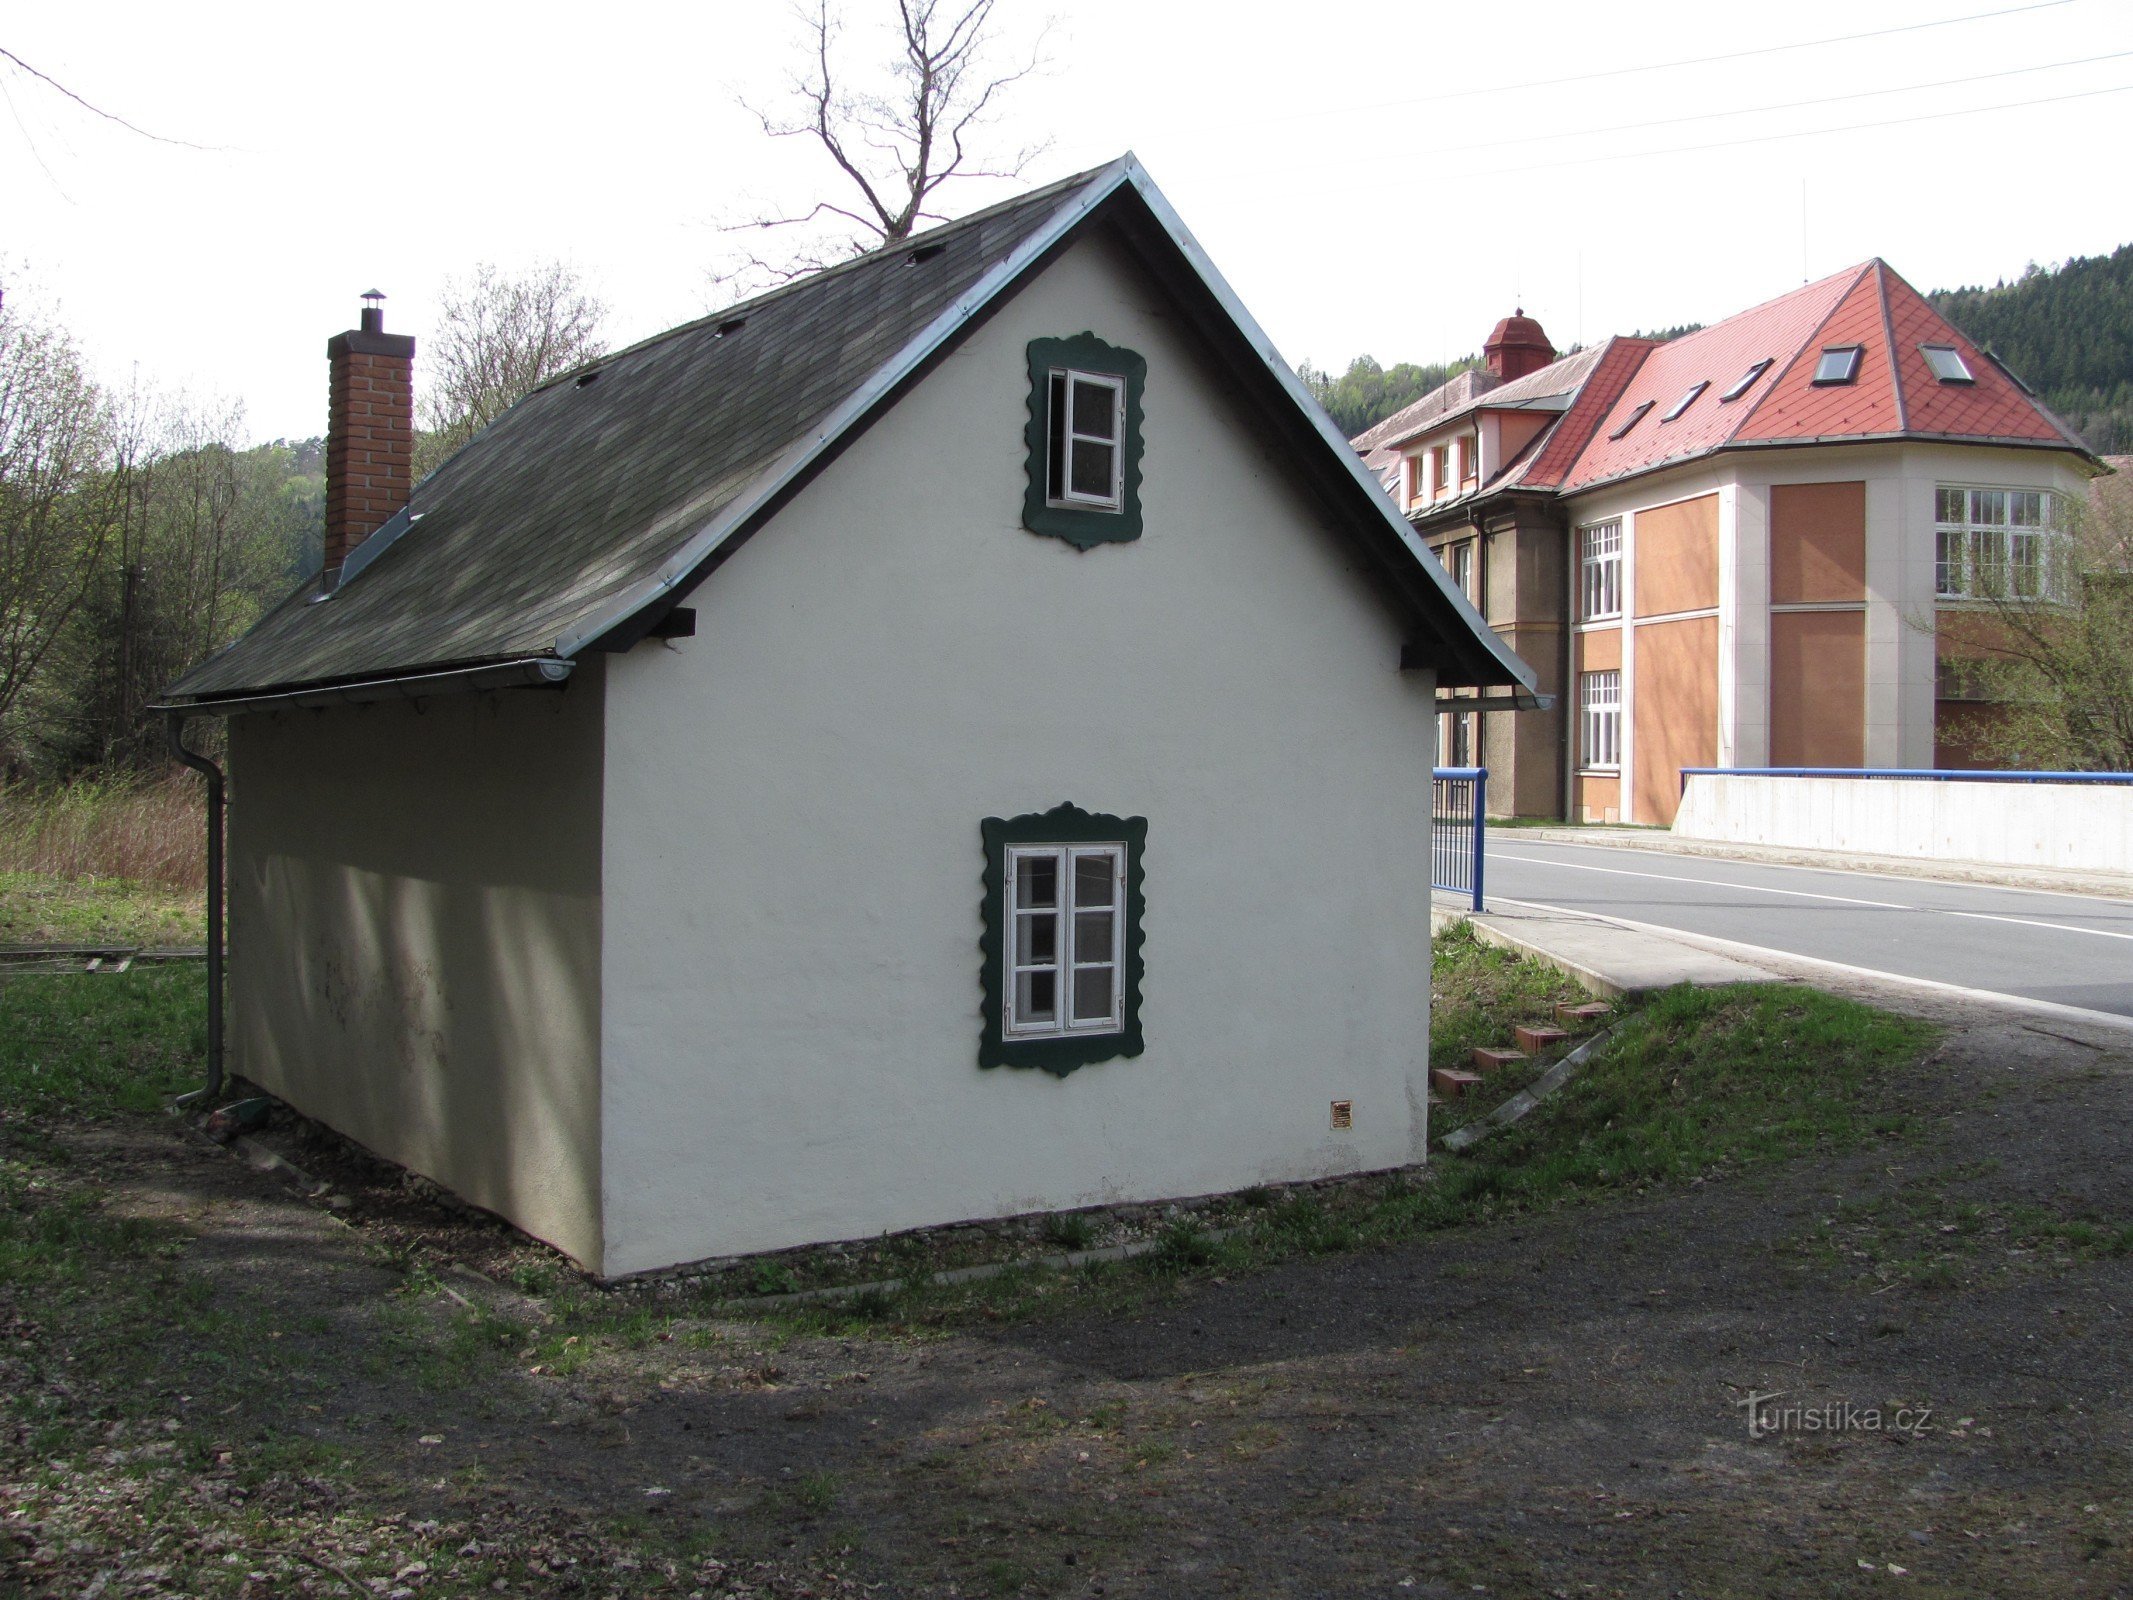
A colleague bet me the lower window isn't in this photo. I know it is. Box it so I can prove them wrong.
[980,803,1146,1074]
[1580,669,1621,770]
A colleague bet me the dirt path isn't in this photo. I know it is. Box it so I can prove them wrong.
[15,994,2133,1598]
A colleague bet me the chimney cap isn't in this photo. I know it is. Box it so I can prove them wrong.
[361,288,386,304]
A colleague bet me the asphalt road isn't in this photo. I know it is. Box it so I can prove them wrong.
[1484,836,2133,1022]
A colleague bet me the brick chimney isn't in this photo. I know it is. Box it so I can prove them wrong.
[323,290,415,578]
[1483,309,1555,382]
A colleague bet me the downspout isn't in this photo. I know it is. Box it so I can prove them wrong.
[165,714,224,1108]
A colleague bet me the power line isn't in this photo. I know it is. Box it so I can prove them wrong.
[0,45,219,151]
[1467,78,2133,180]
[1272,0,2077,123]
[1424,47,2133,159]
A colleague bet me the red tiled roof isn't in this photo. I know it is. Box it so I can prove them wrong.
[1557,261,2091,494]
[1511,336,1657,491]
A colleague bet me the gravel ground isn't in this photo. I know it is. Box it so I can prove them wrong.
[9,980,2133,1598]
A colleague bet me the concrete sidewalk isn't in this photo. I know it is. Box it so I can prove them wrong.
[1497,825,2133,901]
[1432,899,1780,1000]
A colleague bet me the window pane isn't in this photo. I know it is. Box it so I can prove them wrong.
[1015,853,1057,909]
[1074,854,1114,908]
[2009,491,2043,527]
[1936,486,1965,524]
[1070,439,1115,499]
[1016,968,1056,1024]
[1016,910,1057,965]
[1072,379,1117,441]
[1072,966,1113,1023]
[1047,373,1068,501]
[1073,911,1114,964]
[1970,489,2005,527]
[1936,527,1962,596]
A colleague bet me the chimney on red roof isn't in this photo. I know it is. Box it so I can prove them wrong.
[323,290,415,579]
[1484,309,1555,382]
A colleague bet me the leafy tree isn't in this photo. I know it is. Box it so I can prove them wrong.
[0,286,139,767]
[1932,246,2133,455]
[1936,485,2133,772]
[1297,354,1481,438]
[417,262,607,478]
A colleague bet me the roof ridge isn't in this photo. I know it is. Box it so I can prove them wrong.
[1876,260,1909,434]
[1732,260,1874,442]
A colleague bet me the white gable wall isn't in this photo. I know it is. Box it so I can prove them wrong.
[597,228,1440,1275]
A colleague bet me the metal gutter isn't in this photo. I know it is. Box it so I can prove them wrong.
[165,716,224,1108]
[151,656,572,719]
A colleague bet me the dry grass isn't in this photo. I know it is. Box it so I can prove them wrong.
[0,773,206,892]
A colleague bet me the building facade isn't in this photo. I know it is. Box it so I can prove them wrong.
[1356,263,2103,823]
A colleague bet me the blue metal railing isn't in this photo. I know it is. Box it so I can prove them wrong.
[1680,766,2133,796]
[1432,766,1488,912]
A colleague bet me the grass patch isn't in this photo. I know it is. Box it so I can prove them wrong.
[766,982,1935,1337]
[0,967,206,1118]
[0,774,205,891]
[1428,920,1590,1073]
[0,869,206,948]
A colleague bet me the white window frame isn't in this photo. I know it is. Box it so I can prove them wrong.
[1046,368,1125,512]
[1934,484,2065,601]
[1580,669,1621,771]
[1579,520,1622,621]
[1003,842,1127,1040]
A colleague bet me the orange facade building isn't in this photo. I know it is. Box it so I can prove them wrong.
[1355,263,2106,823]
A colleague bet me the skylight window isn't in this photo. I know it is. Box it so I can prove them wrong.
[1662,381,1709,422]
[1607,401,1655,442]
[1720,359,1772,402]
[1812,345,1863,385]
[1920,344,1974,383]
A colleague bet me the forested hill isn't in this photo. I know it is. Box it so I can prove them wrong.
[1930,245,2133,455]
[1320,246,2133,452]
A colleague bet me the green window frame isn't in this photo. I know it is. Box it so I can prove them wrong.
[1022,334,1147,548]
[979,802,1147,1075]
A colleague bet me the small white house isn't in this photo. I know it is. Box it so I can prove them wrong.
[161,157,1533,1277]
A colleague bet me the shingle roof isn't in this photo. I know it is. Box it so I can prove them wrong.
[164,156,1534,705]
[1560,260,2092,492]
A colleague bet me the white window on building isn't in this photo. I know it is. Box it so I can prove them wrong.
[1457,433,1477,487]
[1450,539,1474,599]
[1935,485,2063,600]
[1004,844,1126,1039]
[1579,520,1622,620]
[1430,442,1450,498]
[1579,670,1621,771]
[1045,369,1125,510]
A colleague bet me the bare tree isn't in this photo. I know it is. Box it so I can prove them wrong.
[417,262,608,474]
[718,0,1049,286]
[0,287,138,752]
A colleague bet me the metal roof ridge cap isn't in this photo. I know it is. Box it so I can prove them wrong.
[1115,162,1532,691]
[550,158,1137,660]
[1876,261,1909,434]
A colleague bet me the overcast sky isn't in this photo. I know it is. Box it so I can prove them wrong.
[6,0,2130,444]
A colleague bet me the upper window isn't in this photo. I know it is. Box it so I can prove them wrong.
[1813,345,1864,385]
[980,803,1146,1075]
[1720,359,1773,402]
[1457,434,1477,485]
[1022,334,1146,548]
[1920,344,1974,384]
[1662,381,1709,423]
[1579,520,1621,620]
[1448,539,1474,599]
[1047,370,1124,508]
[1430,442,1450,496]
[1934,484,2064,601]
[1607,401,1655,442]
